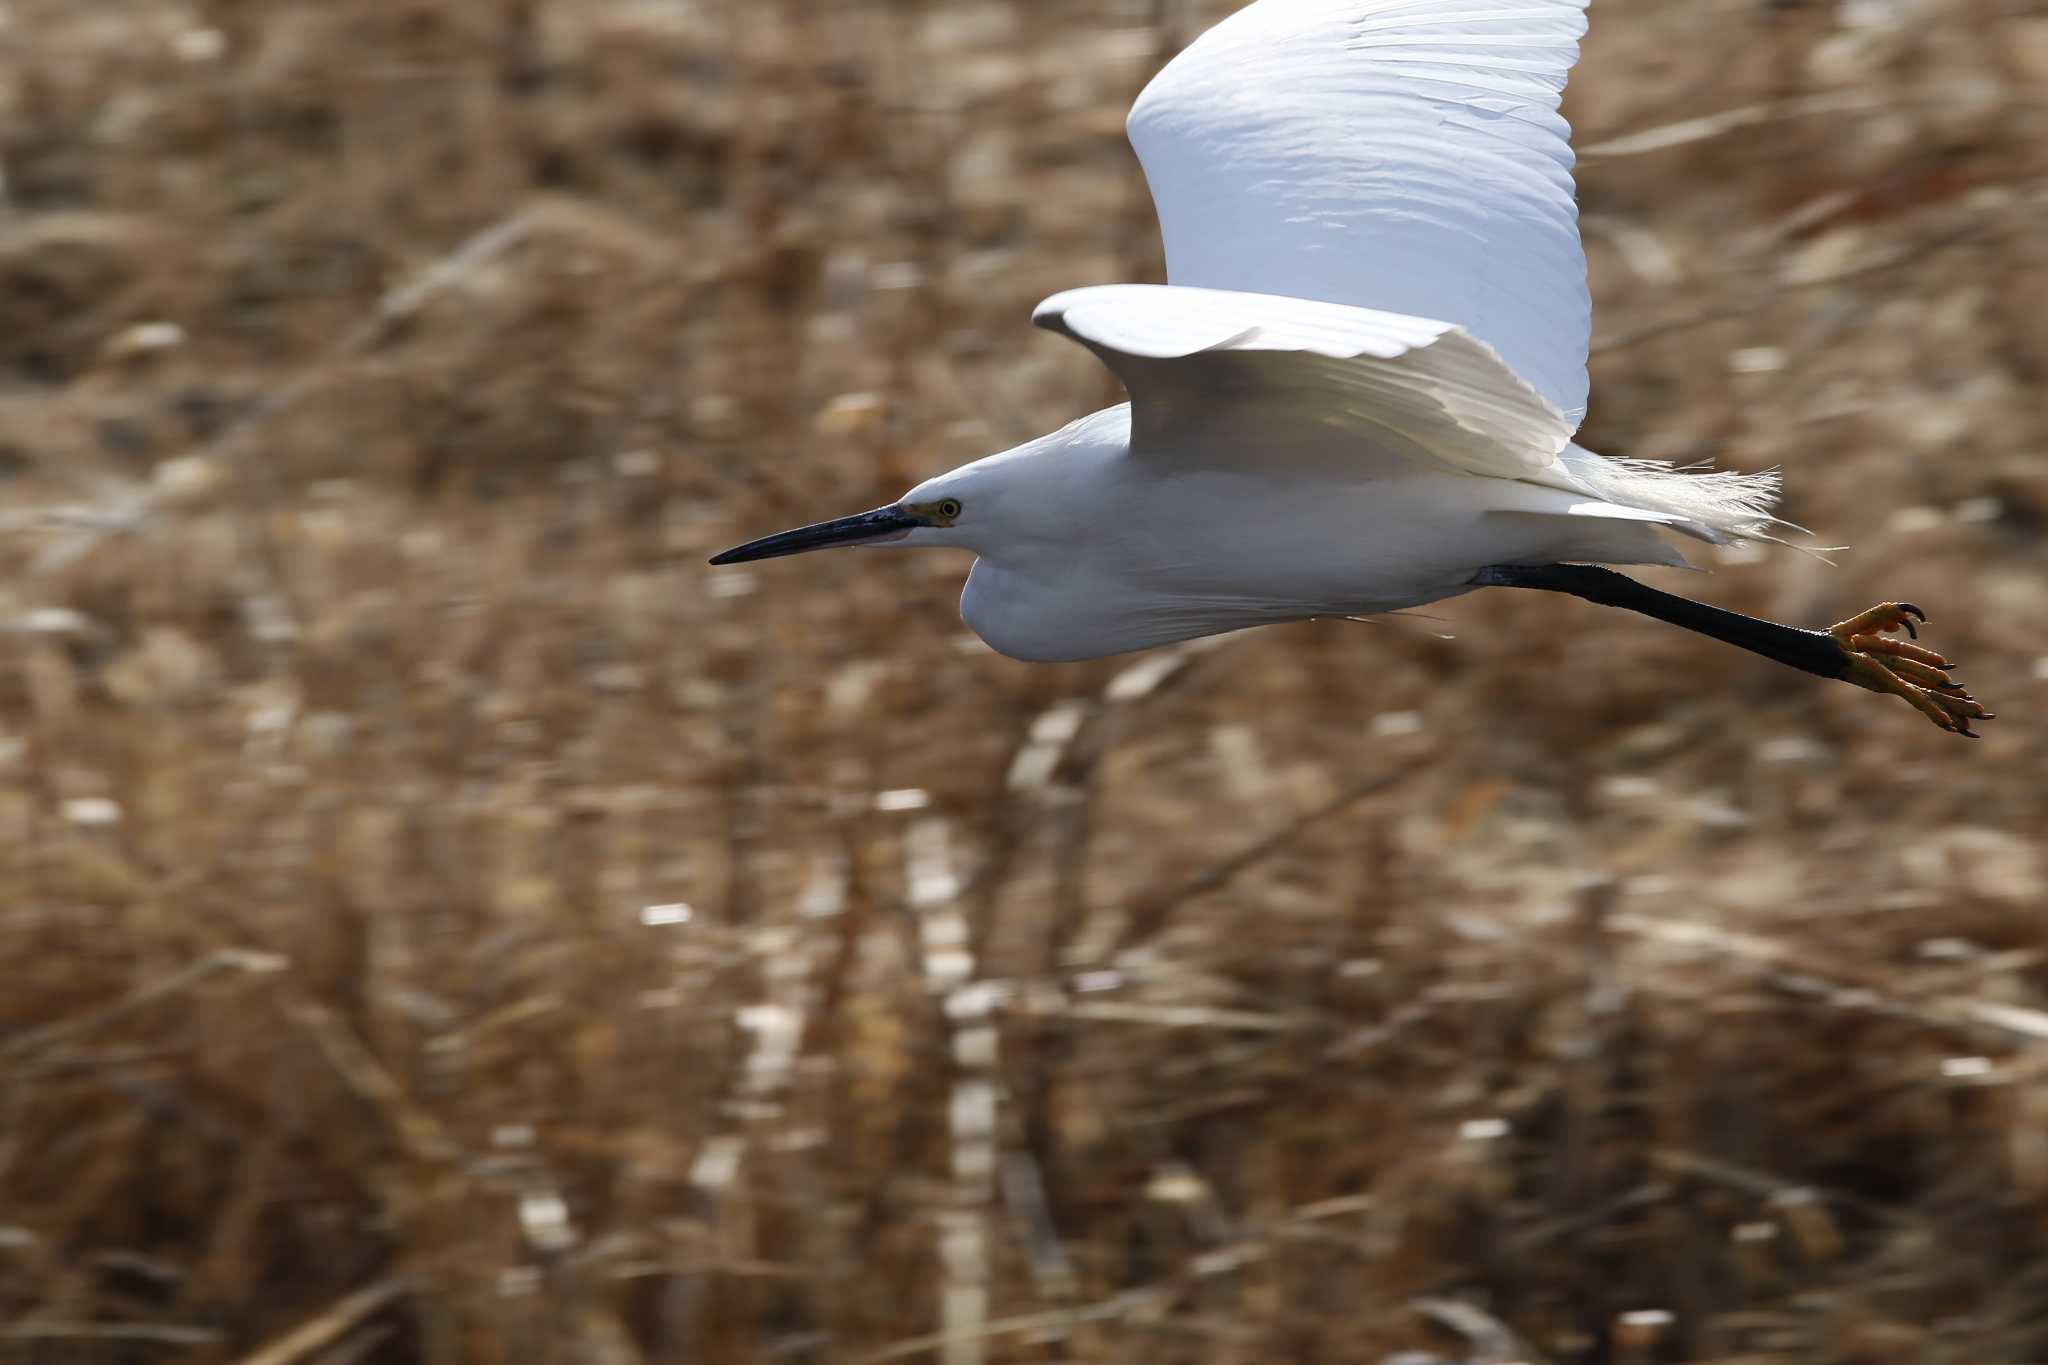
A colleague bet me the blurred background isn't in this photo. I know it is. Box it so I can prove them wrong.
[2,0,2045,1361]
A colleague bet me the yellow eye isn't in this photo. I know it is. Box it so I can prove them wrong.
[936,498,963,520]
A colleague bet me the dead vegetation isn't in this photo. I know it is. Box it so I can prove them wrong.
[0,0,2044,1361]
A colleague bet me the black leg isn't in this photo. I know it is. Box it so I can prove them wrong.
[1471,563,1855,679]
[1471,563,1992,738]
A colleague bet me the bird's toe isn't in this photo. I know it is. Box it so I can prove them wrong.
[1828,604,1992,738]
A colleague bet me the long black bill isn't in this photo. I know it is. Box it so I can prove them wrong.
[709,504,922,565]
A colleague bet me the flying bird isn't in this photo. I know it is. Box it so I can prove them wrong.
[712,0,1989,737]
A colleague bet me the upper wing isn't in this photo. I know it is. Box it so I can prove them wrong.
[1034,284,1572,481]
[1127,0,1592,422]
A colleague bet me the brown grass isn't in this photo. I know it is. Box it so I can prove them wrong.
[2,1,2045,1361]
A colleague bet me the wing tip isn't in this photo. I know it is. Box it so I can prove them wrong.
[1030,292,1073,335]
[1034,284,1180,344]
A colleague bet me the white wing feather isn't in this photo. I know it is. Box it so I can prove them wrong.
[1034,284,1569,479]
[1036,284,1782,544]
[1127,0,1593,422]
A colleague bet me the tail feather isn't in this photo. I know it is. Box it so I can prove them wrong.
[1548,443,1786,546]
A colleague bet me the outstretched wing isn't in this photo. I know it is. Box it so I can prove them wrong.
[1127,0,1592,422]
[1034,284,1571,480]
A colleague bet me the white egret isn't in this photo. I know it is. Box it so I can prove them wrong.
[712,0,1990,736]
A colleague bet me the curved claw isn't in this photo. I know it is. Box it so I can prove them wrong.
[1828,602,1988,739]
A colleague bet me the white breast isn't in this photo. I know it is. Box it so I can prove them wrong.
[959,559,1126,663]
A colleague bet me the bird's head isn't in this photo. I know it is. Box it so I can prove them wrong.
[708,408,1125,568]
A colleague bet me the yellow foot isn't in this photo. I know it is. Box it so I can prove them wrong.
[1828,602,1992,739]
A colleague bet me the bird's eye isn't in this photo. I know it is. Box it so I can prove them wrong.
[937,498,963,520]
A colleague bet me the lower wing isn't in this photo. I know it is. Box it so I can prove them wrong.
[1034,285,1779,545]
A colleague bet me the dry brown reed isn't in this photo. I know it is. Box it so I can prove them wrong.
[2,0,2045,1361]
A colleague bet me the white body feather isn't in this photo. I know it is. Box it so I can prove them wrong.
[948,407,1700,663]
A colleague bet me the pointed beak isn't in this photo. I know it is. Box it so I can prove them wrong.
[708,503,923,565]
